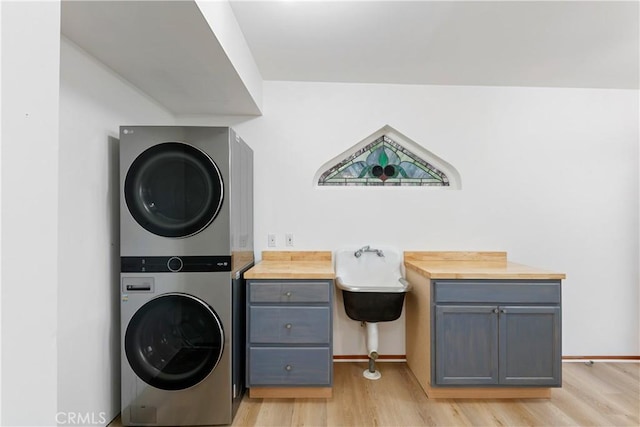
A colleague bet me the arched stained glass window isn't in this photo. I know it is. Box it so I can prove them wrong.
[316,125,460,188]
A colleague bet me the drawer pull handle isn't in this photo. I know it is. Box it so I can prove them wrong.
[285,365,293,371]
[285,323,292,329]
[500,309,507,314]
[284,291,292,297]
[493,308,499,314]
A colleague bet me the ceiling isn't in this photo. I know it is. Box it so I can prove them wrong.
[61,0,262,116]
[230,0,638,90]
[61,1,638,117]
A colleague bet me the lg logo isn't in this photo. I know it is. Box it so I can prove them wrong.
[56,412,107,425]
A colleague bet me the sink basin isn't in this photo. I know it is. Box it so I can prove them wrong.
[335,246,409,322]
[335,246,410,379]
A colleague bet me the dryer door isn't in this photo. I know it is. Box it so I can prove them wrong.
[124,142,224,238]
[125,293,224,391]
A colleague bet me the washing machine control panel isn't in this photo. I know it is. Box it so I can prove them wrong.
[121,256,231,272]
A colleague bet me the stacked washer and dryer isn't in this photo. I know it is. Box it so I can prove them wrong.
[119,126,253,426]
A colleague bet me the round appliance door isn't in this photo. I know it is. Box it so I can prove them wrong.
[125,293,224,391]
[124,142,224,238]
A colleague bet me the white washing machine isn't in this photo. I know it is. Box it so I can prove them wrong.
[119,126,252,426]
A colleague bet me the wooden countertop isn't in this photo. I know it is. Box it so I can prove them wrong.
[404,251,566,280]
[244,251,335,279]
[244,251,563,280]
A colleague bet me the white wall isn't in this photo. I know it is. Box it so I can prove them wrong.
[196,0,263,111]
[233,81,639,357]
[0,3,4,420]
[1,1,61,425]
[58,38,174,423]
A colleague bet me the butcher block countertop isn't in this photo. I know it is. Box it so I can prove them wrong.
[404,251,566,280]
[244,251,335,280]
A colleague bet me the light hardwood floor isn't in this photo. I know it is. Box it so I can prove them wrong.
[111,362,639,426]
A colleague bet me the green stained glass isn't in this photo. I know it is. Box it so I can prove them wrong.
[318,136,449,186]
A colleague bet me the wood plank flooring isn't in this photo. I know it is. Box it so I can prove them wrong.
[111,362,639,426]
[234,362,639,427]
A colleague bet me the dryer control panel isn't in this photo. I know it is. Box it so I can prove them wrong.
[121,256,232,273]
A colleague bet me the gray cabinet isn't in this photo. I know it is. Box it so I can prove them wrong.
[246,280,333,388]
[433,280,561,387]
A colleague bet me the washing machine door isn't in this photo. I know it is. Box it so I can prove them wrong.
[125,293,224,391]
[124,142,224,238]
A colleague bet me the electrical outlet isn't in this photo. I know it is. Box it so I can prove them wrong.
[268,234,276,247]
[285,233,294,247]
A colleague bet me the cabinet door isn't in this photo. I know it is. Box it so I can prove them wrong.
[499,306,561,386]
[435,305,499,385]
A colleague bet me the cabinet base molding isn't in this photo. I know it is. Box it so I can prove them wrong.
[562,355,640,360]
[424,384,552,399]
[249,387,332,399]
[334,354,406,361]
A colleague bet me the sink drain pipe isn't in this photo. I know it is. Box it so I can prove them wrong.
[368,351,378,372]
[364,322,381,380]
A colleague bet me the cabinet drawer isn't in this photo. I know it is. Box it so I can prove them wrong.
[249,281,330,303]
[249,306,330,344]
[434,281,560,304]
[248,347,331,386]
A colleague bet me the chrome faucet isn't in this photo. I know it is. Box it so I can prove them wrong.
[354,245,369,257]
[354,245,384,258]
